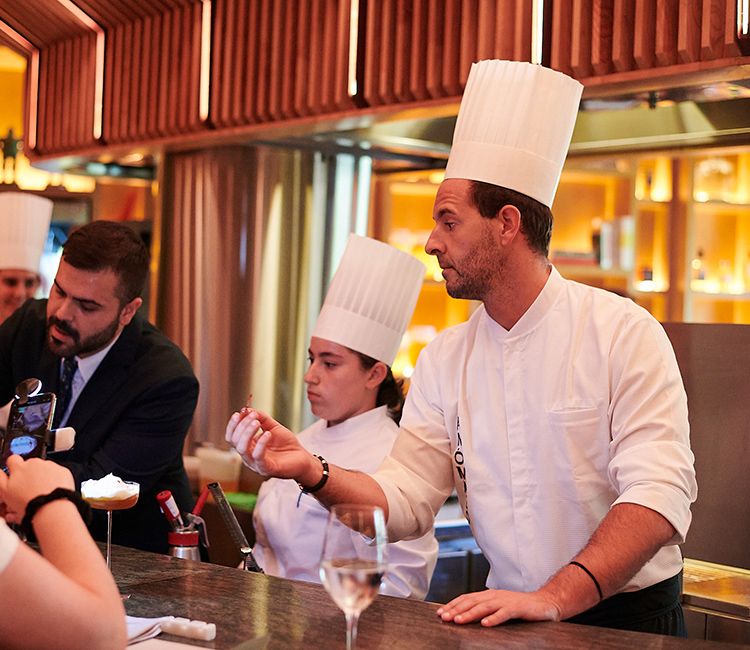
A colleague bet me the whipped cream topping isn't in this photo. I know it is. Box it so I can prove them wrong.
[81,473,139,499]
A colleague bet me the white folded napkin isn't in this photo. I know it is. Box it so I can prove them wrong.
[127,616,172,644]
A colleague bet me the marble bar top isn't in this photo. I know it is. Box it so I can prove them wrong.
[114,546,746,649]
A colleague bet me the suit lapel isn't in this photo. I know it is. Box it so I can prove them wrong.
[66,316,143,438]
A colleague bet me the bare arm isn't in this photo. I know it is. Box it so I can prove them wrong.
[437,502,676,626]
[226,408,389,515]
[0,456,126,650]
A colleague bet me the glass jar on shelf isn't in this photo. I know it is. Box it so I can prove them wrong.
[694,157,735,203]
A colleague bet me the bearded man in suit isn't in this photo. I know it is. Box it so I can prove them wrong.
[0,220,198,553]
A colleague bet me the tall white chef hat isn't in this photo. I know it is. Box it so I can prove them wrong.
[445,60,583,207]
[312,234,425,366]
[0,192,53,273]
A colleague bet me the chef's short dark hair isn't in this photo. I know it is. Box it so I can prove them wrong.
[469,180,553,257]
[62,221,149,304]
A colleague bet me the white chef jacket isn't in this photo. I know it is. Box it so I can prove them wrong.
[374,267,697,594]
[0,519,20,575]
[252,406,438,599]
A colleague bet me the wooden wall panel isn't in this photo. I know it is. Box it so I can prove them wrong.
[22,0,750,157]
[459,0,479,84]
[394,0,416,103]
[293,0,311,117]
[591,0,614,75]
[550,0,574,75]
[654,0,679,66]
[612,0,635,71]
[677,0,701,63]
[332,0,360,111]
[441,0,462,96]
[571,0,594,78]
[364,0,533,107]
[633,0,656,68]
[409,0,430,101]
[550,0,744,82]
[424,0,446,98]
[512,0,533,62]
[34,33,97,154]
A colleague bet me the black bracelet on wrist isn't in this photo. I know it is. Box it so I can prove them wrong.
[297,454,329,494]
[21,488,92,538]
[569,560,604,601]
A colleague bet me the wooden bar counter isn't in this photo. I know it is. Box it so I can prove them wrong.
[116,547,745,649]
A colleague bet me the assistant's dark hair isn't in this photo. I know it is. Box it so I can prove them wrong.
[62,221,149,304]
[469,180,553,257]
[355,351,406,424]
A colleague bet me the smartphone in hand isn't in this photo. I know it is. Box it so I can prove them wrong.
[1,392,56,470]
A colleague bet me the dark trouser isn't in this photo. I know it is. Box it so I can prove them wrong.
[566,571,686,637]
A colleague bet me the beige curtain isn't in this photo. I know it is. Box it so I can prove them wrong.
[156,145,317,448]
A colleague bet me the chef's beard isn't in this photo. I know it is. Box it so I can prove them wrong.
[444,240,504,302]
[47,314,120,358]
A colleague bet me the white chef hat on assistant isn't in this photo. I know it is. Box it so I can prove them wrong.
[445,60,583,207]
[0,192,53,273]
[312,234,425,366]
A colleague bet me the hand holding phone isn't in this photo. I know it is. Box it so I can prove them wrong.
[1,392,56,470]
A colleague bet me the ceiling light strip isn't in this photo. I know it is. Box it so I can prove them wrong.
[199,0,212,122]
[56,0,104,140]
[739,0,750,37]
[347,0,360,97]
[531,0,544,64]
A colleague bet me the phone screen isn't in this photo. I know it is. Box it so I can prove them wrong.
[1,394,56,469]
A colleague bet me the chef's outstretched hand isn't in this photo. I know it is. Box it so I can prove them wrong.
[436,589,561,627]
[225,408,312,480]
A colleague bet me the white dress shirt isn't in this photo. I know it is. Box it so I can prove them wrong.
[374,267,697,594]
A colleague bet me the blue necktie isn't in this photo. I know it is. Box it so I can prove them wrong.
[53,357,78,428]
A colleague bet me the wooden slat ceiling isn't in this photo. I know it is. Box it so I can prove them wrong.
[0,0,196,48]
[0,0,88,48]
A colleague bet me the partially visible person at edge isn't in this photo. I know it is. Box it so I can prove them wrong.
[0,220,199,553]
[0,454,126,649]
[233,235,437,598]
[226,60,697,636]
[0,193,53,433]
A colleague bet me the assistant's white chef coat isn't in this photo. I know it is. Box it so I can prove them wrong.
[374,267,697,594]
[252,406,438,599]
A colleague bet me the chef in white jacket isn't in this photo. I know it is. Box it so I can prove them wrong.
[227,61,697,635]
[0,193,52,431]
[236,234,438,599]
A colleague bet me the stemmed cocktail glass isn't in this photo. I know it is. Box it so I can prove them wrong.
[83,481,140,569]
[319,504,387,650]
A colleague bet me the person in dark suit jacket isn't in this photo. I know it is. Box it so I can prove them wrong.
[0,221,198,553]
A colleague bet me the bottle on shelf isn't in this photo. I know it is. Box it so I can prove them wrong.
[744,252,750,293]
[691,249,706,282]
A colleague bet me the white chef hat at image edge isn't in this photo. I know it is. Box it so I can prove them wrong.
[0,192,53,273]
[312,234,425,366]
[445,60,584,208]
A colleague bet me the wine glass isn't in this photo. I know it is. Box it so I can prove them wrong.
[83,481,140,569]
[319,504,388,650]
